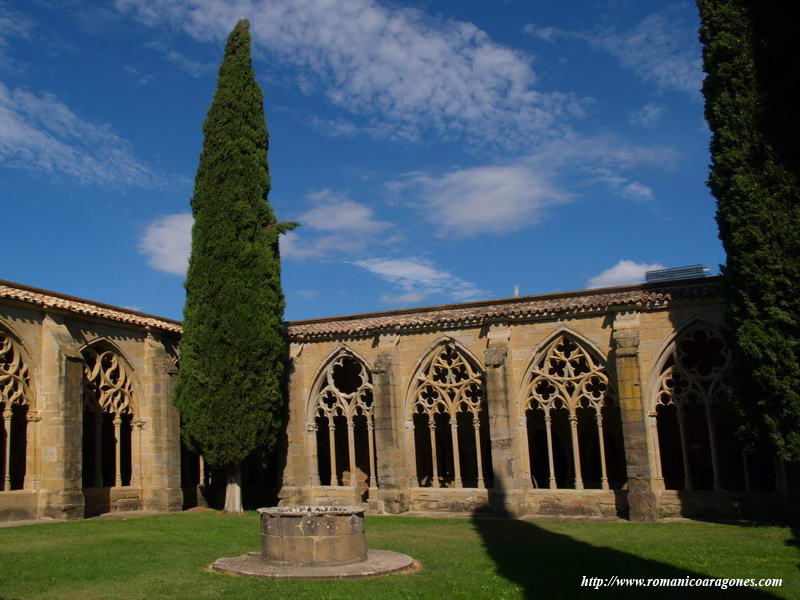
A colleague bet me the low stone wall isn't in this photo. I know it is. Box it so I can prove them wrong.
[83,487,142,516]
[0,490,39,521]
[657,490,784,521]
[518,489,626,519]
[408,487,491,513]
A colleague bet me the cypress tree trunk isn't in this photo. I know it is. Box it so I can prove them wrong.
[175,19,298,514]
[224,464,243,514]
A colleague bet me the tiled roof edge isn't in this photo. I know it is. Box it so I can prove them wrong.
[0,277,724,340]
[0,279,182,334]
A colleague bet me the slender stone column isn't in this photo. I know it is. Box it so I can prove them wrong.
[450,418,462,488]
[568,414,583,490]
[307,423,320,486]
[704,403,722,490]
[328,419,338,486]
[113,416,122,487]
[428,418,440,488]
[3,408,11,491]
[347,419,358,487]
[94,414,103,487]
[612,311,659,521]
[519,416,533,488]
[596,412,609,490]
[676,406,693,490]
[473,416,485,488]
[367,419,378,491]
[544,412,556,489]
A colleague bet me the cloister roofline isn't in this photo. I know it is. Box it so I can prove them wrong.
[1,276,724,341]
[287,277,724,339]
[0,279,182,334]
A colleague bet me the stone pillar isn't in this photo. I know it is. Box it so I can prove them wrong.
[140,330,182,512]
[612,311,658,521]
[278,342,309,507]
[484,325,518,513]
[372,333,408,514]
[37,313,85,520]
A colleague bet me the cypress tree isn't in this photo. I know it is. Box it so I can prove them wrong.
[698,0,800,462]
[176,19,297,512]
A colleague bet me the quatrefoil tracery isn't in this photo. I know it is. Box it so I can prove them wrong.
[657,327,731,409]
[411,343,485,419]
[525,334,610,414]
[312,353,373,420]
[0,331,33,408]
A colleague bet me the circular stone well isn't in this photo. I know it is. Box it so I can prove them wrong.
[259,505,366,566]
[211,505,416,579]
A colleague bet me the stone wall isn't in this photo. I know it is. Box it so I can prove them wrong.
[0,280,182,521]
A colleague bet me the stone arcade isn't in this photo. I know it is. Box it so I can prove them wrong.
[0,276,792,523]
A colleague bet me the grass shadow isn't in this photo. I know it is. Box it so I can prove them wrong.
[471,477,784,599]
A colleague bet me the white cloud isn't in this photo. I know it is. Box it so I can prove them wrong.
[0,82,164,186]
[524,10,702,95]
[353,257,486,305]
[394,134,673,237]
[281,189,392,259]
[629,103,664,127]
[115,0,584,147]
[401,165,568,238]
[587,259,665,289]
[139,212,193,275]
[144,40,213,77]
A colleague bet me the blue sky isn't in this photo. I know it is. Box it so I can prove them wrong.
[1,0,722,321]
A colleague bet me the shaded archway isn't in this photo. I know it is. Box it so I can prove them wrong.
[409,341,491,489]
[519,331,625,490]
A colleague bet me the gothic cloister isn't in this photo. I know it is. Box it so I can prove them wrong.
[0,276,794,522]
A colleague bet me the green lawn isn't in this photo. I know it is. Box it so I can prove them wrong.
[0,512,796,599]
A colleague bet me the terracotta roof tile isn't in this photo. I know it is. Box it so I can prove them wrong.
[286,278,724,340]
[1,277,723,341]
[0,281,182,334]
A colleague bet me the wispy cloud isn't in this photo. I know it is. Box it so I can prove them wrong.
[587,259,665,288]
[0,2,32,71]
[629,103,664,128]
[138,212,193,275]
[352,257,486,305]
[281,188,392,260]
[115,0,585,148]
[144,40,213,77]
[0,82,165,186]
[392,134,674,237]
[524,8,703,95]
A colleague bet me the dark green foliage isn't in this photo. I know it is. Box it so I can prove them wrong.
[175,19,297,470]
[698,0,800,461]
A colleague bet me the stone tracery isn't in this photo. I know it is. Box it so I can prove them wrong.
[521,333,619,490]
[654,325,742,491]
[82,343,136,488]
[311,352,377,489]
[0,329,34,491]
[410,342,489,489]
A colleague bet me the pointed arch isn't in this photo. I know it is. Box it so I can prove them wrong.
[307,346,377,490]
[518,328,623,491]
[80,338,138,489]
[407,339,490,489]
[649,318,745,492]
[0,321,36,491]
